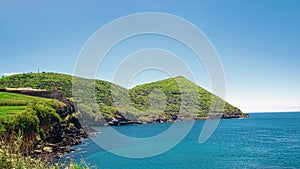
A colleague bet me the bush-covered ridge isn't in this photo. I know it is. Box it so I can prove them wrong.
[0,72,244,125]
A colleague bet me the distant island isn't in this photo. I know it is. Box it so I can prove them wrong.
[0,72,248,162]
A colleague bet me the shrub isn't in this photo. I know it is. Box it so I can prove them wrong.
[32,101,62,122]
[11,110,40,133]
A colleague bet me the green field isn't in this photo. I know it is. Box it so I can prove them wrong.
[0,106,26,117]
[0,92,33,117]
[0,92,63,118]
[0,91,65,134]
[0,91,42,102]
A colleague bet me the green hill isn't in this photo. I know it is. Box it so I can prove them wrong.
[0,72,243,125]
[0,72,129,122]
[130,76,242,121]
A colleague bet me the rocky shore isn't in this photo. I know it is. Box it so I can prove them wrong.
[29,112,88,160]
[78,109,249,127]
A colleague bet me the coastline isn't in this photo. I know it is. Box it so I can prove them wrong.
[63,112,300,168]
[57,113,250,159]
[0,87,248,162]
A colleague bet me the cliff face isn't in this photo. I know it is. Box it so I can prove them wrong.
[33,100,87,158]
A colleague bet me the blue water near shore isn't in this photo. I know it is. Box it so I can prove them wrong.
[67,112,300,168]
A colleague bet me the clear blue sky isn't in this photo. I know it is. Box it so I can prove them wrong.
[0,0,299,112]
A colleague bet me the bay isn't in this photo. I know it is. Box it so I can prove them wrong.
[66,112,300,169]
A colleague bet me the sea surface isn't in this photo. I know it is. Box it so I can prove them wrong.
[66,112,300,169]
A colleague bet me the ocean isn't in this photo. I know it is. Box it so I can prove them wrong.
[66,112,300,168]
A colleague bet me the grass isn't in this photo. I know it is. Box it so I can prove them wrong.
[0,92,39,102]
[0,92,94,168]
[0,92,64,118]
[0,92,61,106]
[0,91,65,142]
[0,92,33,119]
[0,106,26,117]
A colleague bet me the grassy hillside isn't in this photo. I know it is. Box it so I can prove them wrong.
[0,72,243,124]
[0,72,129,121]
[0,73,74,97]
[130,76,242,121]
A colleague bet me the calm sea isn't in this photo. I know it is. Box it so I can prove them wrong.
[66,112,300,168]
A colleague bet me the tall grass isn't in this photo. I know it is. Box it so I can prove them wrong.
[0,131,95,169]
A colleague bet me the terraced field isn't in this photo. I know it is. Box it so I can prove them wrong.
[0,92,36,117]
[0,92,62,118]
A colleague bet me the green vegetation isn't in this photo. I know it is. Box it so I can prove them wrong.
[0,92,43,106]
[0,92,64,134]
[129,76,242,121]
[0,106,26,117]
[0,92,91,168]
[0,92,89,168]
[0,92,63,118]
[0,72,243,123]
[0,95,65,150]
[0,72,128,121]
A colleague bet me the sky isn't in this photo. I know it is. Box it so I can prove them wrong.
[0,0,299,112]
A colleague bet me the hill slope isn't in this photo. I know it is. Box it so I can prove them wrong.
[130,76,242,121]
[0,72,244,125]
[0,72,129,123]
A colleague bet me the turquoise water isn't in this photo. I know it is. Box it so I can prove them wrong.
[68,113,300,168]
